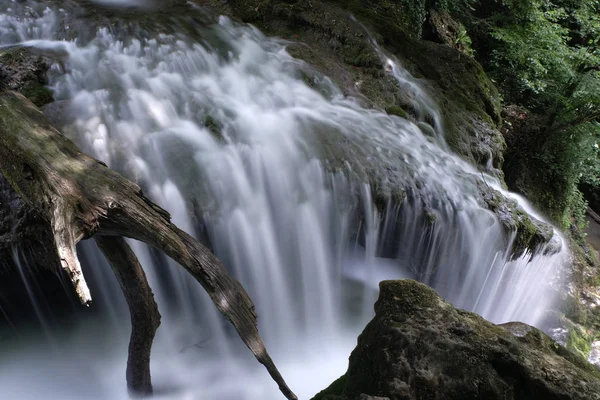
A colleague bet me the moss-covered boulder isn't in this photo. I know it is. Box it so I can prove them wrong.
[314,280,600,400]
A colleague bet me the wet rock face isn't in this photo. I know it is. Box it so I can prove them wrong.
[315,280,600,400]
[203,0,505,174]
[478,181,557,257]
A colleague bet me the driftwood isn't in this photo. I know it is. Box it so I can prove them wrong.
[0,91,297,400]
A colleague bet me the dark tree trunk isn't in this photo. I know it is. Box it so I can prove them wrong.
[95,235,160,396]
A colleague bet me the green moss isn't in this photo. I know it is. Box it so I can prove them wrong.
[480,184,553,257]
[203,115,223,140]
[0,48,28,64]
[567,326,593,360]
[211,0,506,171]
[316,278,600,399]
[383,36,504,167]
[564,294,588,326]
[372,191,388,214]
[512,210,537,256]
[562,228,600,356]
[418,122,437,138]
[311,375,347,400]
[0,47,53,107]
[501,321,597,374]
[425,211,437,224]
[390,188,406,205]
[385,105,408,119]
[20,82,53,107]
[347,51,381,69]
[376,280,442,316]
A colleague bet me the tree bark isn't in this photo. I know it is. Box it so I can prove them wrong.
[95,235,160,396]
[0,90,297,400]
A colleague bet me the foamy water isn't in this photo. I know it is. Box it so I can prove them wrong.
[0,2,568,399]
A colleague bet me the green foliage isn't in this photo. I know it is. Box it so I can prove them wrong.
[459,0,600,226]
[580,129,600,189]
[481,0,600,114]
[20,82,53,107]
[487,1,574,101]
[454,25,475,56]
[538,122,598,226]
[579,124,600,210]
[570,188,589,230]
[433,0,476,12]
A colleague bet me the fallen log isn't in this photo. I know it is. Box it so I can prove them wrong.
[0,90,297,400]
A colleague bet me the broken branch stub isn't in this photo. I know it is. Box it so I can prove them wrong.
[0,91,297,400]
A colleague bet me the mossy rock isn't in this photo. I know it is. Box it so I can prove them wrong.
[203,0,505,173]
[0,48,53,107]
[478,180,555,257]
[202,115,223,140]
[312,375,347,400]
[20,82,54,107]
[568,325,594,359]
[316,280,600,400]
[560,231,600,365]
[385,105,408,119]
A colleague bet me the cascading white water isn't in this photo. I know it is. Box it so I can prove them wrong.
[0,2,569,399]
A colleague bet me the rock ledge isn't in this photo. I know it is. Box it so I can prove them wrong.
[314,280,600,400]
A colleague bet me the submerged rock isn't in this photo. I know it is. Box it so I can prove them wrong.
[314,280,600,400]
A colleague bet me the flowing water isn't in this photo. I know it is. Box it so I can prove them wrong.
[0,1,569,399]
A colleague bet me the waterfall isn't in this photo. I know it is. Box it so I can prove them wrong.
[0,2,568,399]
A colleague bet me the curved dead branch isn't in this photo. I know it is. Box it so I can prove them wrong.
[0,91,297,400]
[95,235,160,395]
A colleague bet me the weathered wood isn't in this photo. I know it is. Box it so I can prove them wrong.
[95,235,160,396]
[588,207,600,225]
[0,91,297,400]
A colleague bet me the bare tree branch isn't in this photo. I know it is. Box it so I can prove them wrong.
[0,91,297,400]
[95,235,160,396]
